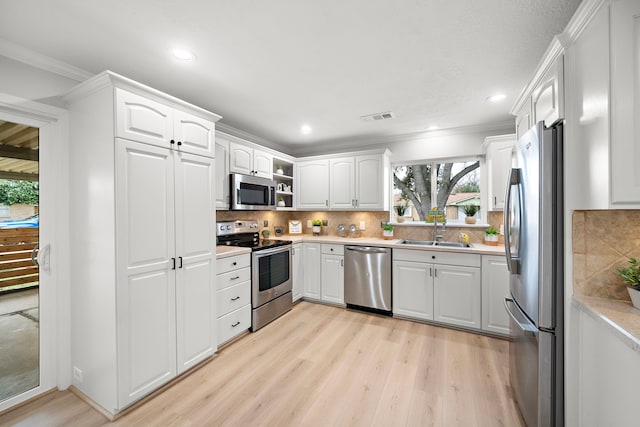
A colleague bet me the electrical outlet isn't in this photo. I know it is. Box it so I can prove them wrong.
[307,220,312,228]
[322,219,328,226]
[359,220,366,230]
[263,220,268,227]
[73,366,83,383]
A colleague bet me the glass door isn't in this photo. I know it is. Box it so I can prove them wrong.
[0,120,40,402]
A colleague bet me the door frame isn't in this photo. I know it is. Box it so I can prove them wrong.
[0,95,70,412]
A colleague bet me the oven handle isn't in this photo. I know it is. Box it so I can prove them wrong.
[252,244,292,257]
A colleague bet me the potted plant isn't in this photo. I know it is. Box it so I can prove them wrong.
[394,204,407,223]
[311,219,322,236]
[616,257,640,309]
[275,164,284,175]
[261,229,271,239]
[463,205,479,224]
[277,195,285,207]
[382,223,394,239]
[484,225,499,245]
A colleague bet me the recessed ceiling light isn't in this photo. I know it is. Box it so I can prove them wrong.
[486,93,506,103]
[301,125,312,135]
[427,125,439,131]
[172,48,196,61]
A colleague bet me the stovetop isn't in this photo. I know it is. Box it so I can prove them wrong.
[216,220,291,251]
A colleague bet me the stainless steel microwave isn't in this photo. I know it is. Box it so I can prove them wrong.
[230,173,277,210]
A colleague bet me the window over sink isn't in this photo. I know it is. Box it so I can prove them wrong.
[392,158,483,225]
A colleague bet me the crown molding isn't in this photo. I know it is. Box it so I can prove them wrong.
[216,122,291,154]
[0,38,93,82]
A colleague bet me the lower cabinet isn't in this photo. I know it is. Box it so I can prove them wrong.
[481,255,510,335]
[393,260,434,320]
[302,243,321,300]
[292,243,303,302]
[321,244,344,304]
[433,264,481,329]
[216,253,251,345]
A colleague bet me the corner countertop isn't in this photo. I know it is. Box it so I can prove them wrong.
[572,295,640,354]
[271,235,506,256]
[215,246,251,259]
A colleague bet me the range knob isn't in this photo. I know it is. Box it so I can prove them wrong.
[219,225,225,231]
[250,223,258,229]
[226,225,232,230]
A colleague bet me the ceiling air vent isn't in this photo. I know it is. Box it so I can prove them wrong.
[360,111,395,122]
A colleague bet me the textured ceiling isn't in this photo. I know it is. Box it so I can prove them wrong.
[0,0,582,153]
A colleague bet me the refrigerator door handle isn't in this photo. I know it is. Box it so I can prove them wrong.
[504,297,537,336]
[504,168,521,274]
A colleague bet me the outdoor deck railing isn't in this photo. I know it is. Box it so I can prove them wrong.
[0,227,39,290]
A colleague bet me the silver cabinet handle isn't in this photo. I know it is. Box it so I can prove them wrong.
[434,268,437,278]
[325,199,328,207]
[341,259,344,267]
[429,267,432,277]
[231,296,240,301]
[355,199,358,207]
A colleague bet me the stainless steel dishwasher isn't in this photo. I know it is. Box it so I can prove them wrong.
[344,246,392,313]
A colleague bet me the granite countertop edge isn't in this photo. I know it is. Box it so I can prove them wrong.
[572,294,640,353]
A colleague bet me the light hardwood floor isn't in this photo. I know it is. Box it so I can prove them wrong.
[0,302,525,426]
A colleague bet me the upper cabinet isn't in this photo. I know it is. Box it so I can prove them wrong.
[514,100,532,140]
[531,55,564,127]
[116,89,217,158]
[229,142,273,179]
[484,134,515,210]
[215,132,230,210]
[610,0,640,205]
[299,150,390,211]
[273,157,295,209]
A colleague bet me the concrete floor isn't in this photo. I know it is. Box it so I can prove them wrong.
[0,288,39,402]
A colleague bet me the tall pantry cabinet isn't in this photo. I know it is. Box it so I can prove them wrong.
[65,71,221,415]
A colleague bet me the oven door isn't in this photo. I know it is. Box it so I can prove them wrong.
[252,245,292,308]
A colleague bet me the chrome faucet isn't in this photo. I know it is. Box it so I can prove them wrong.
[432,210,445,242]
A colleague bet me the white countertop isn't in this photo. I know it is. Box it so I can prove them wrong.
[271,235,506,256]
[215,245,252,259]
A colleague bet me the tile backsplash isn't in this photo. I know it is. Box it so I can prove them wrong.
[573,210,640,300]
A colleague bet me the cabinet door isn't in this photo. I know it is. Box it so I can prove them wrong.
[392,260,433,320]
[434,265,481,329]
[321,254,344,304]
[174,152,217,374]
[296,160,330,209]
[253,149,273,179]
[532,55,564,127]
[116,89,173,148]
[173,110,215,158]
[355,154,385,210]
[515,100,532,140]
[215,137,230,209]
[487,138,515,210]
[329,157,356,209]
[115,139,176,407]
[610,0,640,204]
[292,243,303,302]
[481,256,510,335]
[303,243,321,299]
[229,142,253,175]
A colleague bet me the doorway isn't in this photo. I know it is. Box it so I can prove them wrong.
[0,120,39,402]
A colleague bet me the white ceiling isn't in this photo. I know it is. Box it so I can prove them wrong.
[0,0,582,154]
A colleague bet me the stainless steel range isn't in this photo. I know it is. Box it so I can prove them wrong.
[217,220,293,331]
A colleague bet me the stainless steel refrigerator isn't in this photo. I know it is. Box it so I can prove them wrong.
[504,121,564,427]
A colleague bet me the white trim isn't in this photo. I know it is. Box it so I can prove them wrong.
[0,38,92,82]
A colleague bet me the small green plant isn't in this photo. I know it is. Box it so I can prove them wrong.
[463,204,479,217]
[275,164,282,171]
[382,223,394,231]
[311,219,322,226]
[394,204,407,216]
[278,195,284,201]
[616,257,640,288]
[485,226,498,235]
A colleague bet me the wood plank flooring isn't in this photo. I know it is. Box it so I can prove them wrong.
[0,302,525,427]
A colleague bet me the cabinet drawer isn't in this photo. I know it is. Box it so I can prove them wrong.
[217,281,251,316]
[321,244,344,255]
[216,267,251,290]
[216,254,251,274]
[217,305,251,345]
[393,248,480,267]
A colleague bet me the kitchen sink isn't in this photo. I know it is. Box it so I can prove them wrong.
[400,240,471,248]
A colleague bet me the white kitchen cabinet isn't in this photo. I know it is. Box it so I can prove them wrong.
[393,260,434,320]
[229,141,273,179]
[65,71,220,415]
[433,264,481,330]
[321,244,344,304]
[484,134,515,210]
[215,133,230,209]
[216,253,251,345]
[610,0,640,205]
[302,243,321,300]
[116,88,217,158]
[514,99,532,140]
[292,243,303,302]
[392,249,481,330]
[328,153,389,210]
[296,159,330,210]
[481,255,510,335]
[531,55,564,127]
[273,157,295,209]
